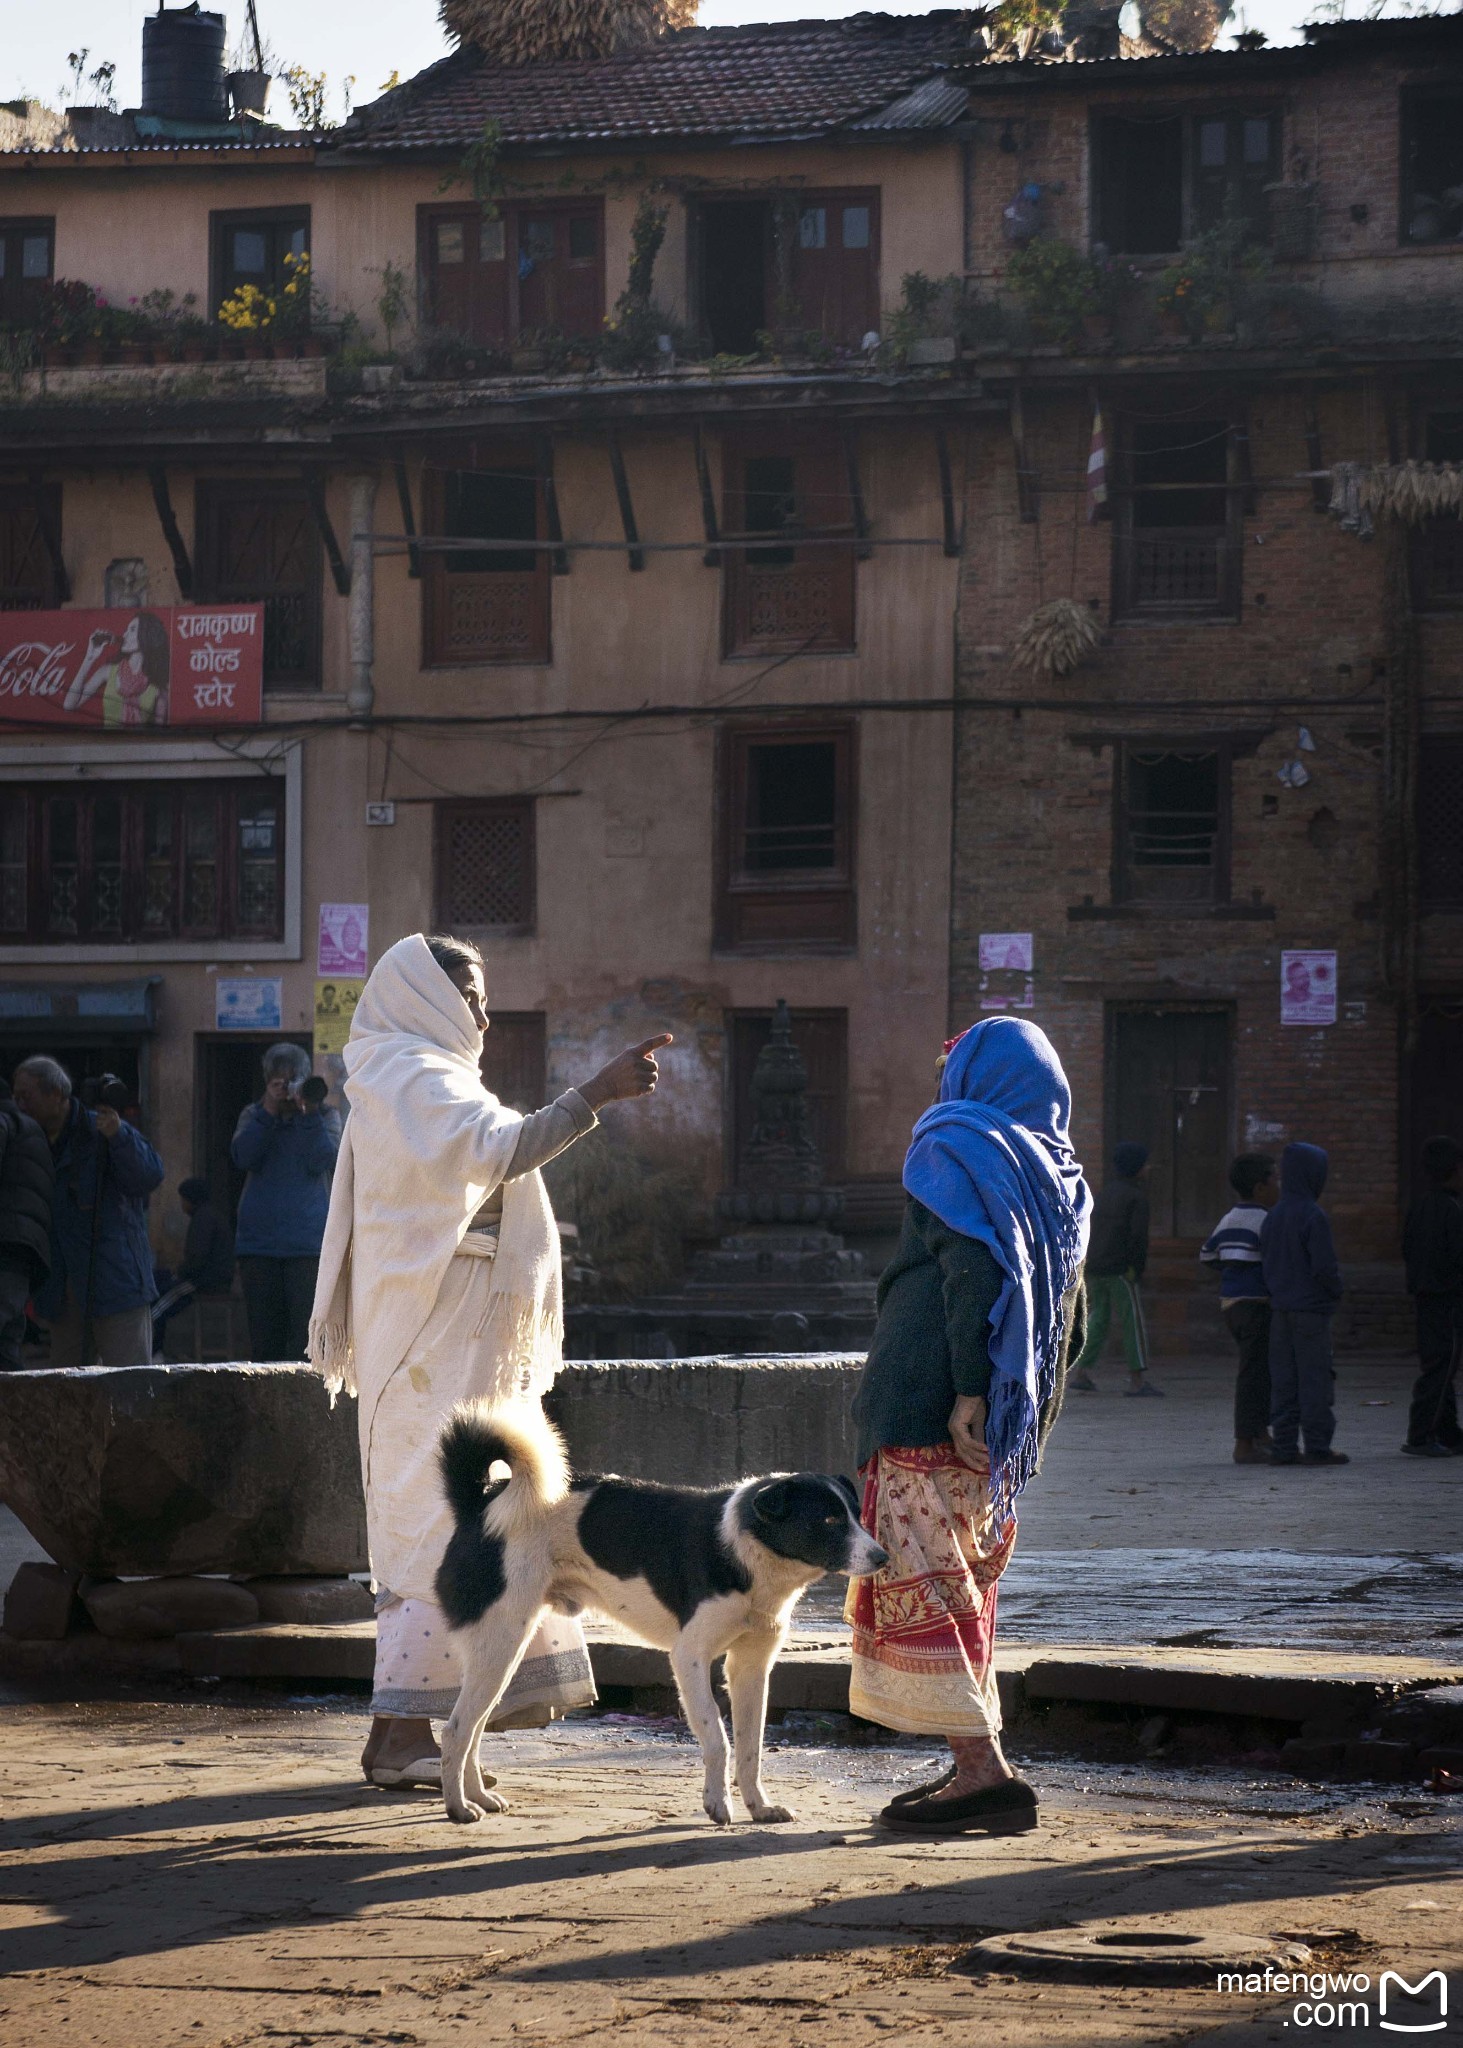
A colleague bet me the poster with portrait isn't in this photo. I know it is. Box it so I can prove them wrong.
[318,903,369,977]
[313,978,363,1056]
[1280,950,1338,1026]
[978,931,1035,1011]
[0,606,263,727]
[216,977,283,1031]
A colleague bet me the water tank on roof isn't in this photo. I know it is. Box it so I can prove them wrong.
[141,4,229,124]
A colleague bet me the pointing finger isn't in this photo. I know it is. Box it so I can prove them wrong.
[633,1034,674,1054]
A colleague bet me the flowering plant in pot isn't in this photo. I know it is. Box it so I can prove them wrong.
[1004,238,1102,348]
[1157,217,1271,340]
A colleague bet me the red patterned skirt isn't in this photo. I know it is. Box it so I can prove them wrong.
[845,1444,1016,1738]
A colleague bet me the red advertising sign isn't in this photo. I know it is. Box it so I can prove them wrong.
[0,606,264,728]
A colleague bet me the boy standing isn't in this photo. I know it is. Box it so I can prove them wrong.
[1401,1135,1463,1459]
[1070,1141,1161,1397]
[1260,1142,1347,1466]
[1200,1153,1278,1464]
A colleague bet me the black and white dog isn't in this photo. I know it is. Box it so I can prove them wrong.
[434,1400,887,1827]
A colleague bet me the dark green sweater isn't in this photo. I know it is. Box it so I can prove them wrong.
[852,1196,1086,1470]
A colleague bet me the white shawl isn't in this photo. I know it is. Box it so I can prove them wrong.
[307,934,562,1410]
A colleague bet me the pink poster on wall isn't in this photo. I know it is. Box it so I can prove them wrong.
[1281,950,1338,1026]
[318,903,369,977]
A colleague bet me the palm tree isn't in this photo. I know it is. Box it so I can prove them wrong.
[441,0,698,65]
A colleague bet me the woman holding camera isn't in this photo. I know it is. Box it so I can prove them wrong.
[231,1043,340,1361]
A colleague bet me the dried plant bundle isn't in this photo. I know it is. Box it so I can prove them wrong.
[442,0,697,65]
[1010,596,1102,677]
[1330,460,1463,527]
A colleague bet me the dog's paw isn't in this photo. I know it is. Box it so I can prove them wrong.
[748,1802,795,1824]
[703,1793,733,1826]
[446,1800,488,1824]
[478,1789,510,1814]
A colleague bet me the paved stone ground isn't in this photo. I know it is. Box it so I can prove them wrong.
[3,1696,1461,2048]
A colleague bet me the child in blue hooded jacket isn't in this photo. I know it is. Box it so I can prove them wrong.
[1260,1142,1348,1466]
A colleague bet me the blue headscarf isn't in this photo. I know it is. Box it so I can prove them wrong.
[903,1018,1091,1525]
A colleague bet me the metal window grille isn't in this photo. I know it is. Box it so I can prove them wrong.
[438,801,535,933]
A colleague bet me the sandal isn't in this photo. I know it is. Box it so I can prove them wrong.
[371,1756,447,1789]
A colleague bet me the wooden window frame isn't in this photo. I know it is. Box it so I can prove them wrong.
[1111,738,1233,912]
[479,1010,548,1110]
[1090,106,1282,257]
[0,777,286,946]
[715,720,857,954]
[1418,735,1463,911]
[421,451,552,668]
[721,429,857,658]
[0,215,56,328]
[193,478,323,691]
[1400,86,1463,247]
[433,796,538,937]
[692,188,880,351]
[1409,410,1463,612]
[208,206,311,321]
[1110,415,1244,623]
[417,198,606,348]
[0,483,62,611]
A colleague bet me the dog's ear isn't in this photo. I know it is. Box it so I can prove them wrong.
[753,1479,795,1522]
[832,1475,861,1517]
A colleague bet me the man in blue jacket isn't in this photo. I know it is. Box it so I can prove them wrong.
[1260,1141,1348,1467]
[13,1056,164,1369]
[231,1043,339,1361]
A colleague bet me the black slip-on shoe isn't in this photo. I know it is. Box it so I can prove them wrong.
[1300,1449,1350,1466]
[886,1764,958,1809]
[1401,1439,1453,1459]
[878,1778,1039,1836]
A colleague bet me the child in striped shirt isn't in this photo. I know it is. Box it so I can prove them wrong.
[1200,1153,1278,1463]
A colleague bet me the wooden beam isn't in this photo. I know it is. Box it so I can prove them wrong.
[841,425,872,561]
[303,471,351,597]
[1011,386,1037,524]
[27,470,69,603]
[537,435,569,575]
[146,464,191,599]
[1304,390,1329,514]
[934,427,961,558]
[692,425,720,567]
[607,433,644,572]
[393,455,421,579]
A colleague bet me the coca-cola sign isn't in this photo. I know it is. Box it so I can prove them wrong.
[0,606,264,728]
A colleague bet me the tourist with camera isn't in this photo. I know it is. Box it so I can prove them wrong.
[12,1057,164,1370]
[231,1043,340,1362]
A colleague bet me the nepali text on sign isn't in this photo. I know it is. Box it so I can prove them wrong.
[0,606,264,728]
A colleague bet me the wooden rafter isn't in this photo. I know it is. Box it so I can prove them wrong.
[607,432,644,572]
[303,471,351,597]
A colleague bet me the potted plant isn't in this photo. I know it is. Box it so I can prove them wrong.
[217,280,276,358]
[1004,238,1102,348]
[1157,217,1271,342]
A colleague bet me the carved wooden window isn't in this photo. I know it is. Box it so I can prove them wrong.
[1112,417,1241,621]
[1411,414,1463,612]
[716,722,855,952]
[1092,110,1279,255]
[1419,737,1463,911]
[423,458,550,667]
[0,485,60,611]
[0,778,284,943]
[194,482,322,689]
[420,201,604,348]
[480,1011,547,1110]
[435,798,536,936]
[729,1008,848,1183]
[0,216,54,328]
[722,434,855,657]
[1114,743,1231,908]
[210,208,309,316]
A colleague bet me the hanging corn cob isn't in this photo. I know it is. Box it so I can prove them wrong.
[1009,597,1102,678]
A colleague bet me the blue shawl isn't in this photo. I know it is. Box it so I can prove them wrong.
[902,1017,1091,1524]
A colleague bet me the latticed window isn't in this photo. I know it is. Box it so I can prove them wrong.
[0,777,284,944]
[423,460,550,667]
[0,485,60,611]
[195,482,322,688]
[723,435,855,656]
[1411,414,1463,612]
[1115,744,1231,908]
[1112,419,1240,621]
[1419,737,1463,910]
[435,799,536,935]
[717,723,856,951]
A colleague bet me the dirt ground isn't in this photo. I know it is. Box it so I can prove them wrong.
[3,1695,1459,2047]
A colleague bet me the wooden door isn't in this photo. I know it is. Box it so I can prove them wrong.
[1408,997,1463,1199]
[1110,1006,1229,1237]
[481,1012,547,1113]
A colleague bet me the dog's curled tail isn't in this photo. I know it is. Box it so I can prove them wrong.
[438,1399,570,1537]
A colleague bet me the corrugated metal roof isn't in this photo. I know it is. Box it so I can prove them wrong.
[852,76,970,130]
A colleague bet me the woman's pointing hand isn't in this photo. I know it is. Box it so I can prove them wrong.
[578,1034,674,1111]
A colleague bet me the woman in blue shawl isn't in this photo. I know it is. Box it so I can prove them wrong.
[848,1017,1090,1835]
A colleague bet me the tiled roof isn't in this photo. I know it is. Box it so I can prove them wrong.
[336,12,981,152]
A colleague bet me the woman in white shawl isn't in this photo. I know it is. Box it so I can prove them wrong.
[310,931,670,1787]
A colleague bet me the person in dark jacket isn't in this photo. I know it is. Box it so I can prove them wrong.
[1068,1141,1160,1396]
[848,1017,1090,1837]
[13,1055,164,1369]
[231,1043,339,1361]
[151,1177,236,1346]
[1199,1151,1278,1463]
[0,1074,56,1371]
[1401,1134,1463,1459]
[1260,1141,1347,1466]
